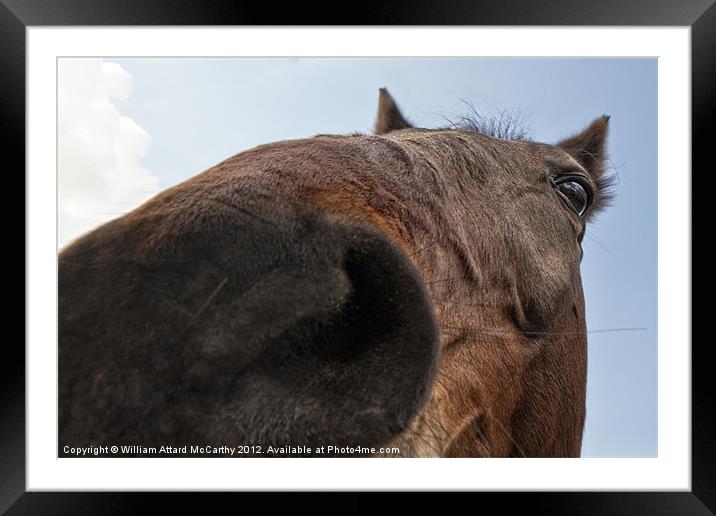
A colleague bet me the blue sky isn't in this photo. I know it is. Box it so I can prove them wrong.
[108,58,657,457]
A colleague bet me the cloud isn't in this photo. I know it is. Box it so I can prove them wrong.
[58,59,160,249]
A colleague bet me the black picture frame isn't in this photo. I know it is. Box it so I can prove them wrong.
[5,1,707,513]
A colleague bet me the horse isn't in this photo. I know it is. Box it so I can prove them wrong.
[58,88,612,457]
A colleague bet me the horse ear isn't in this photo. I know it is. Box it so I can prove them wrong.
[374,88,413,135]
[558,115,614,217]
[557,115,610,180]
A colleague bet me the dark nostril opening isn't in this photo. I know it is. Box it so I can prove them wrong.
[312,246,395,362]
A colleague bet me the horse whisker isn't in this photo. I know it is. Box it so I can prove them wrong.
[440,325,647,336]
[186,277,228,327]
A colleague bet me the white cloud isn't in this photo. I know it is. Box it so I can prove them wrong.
[58,59,159,249]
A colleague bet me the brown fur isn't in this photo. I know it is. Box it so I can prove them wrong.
[305,186,411,253]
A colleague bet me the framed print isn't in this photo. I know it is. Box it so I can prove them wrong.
[7,0,707,513]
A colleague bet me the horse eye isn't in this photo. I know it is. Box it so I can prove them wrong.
[556,180,591,217]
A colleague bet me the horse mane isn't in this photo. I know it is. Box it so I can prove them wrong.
[442,100,531,141]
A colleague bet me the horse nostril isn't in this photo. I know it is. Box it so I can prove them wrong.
[186,221,440,449]
[58,213,439,453]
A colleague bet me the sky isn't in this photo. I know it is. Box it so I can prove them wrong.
[58,57,658,457]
